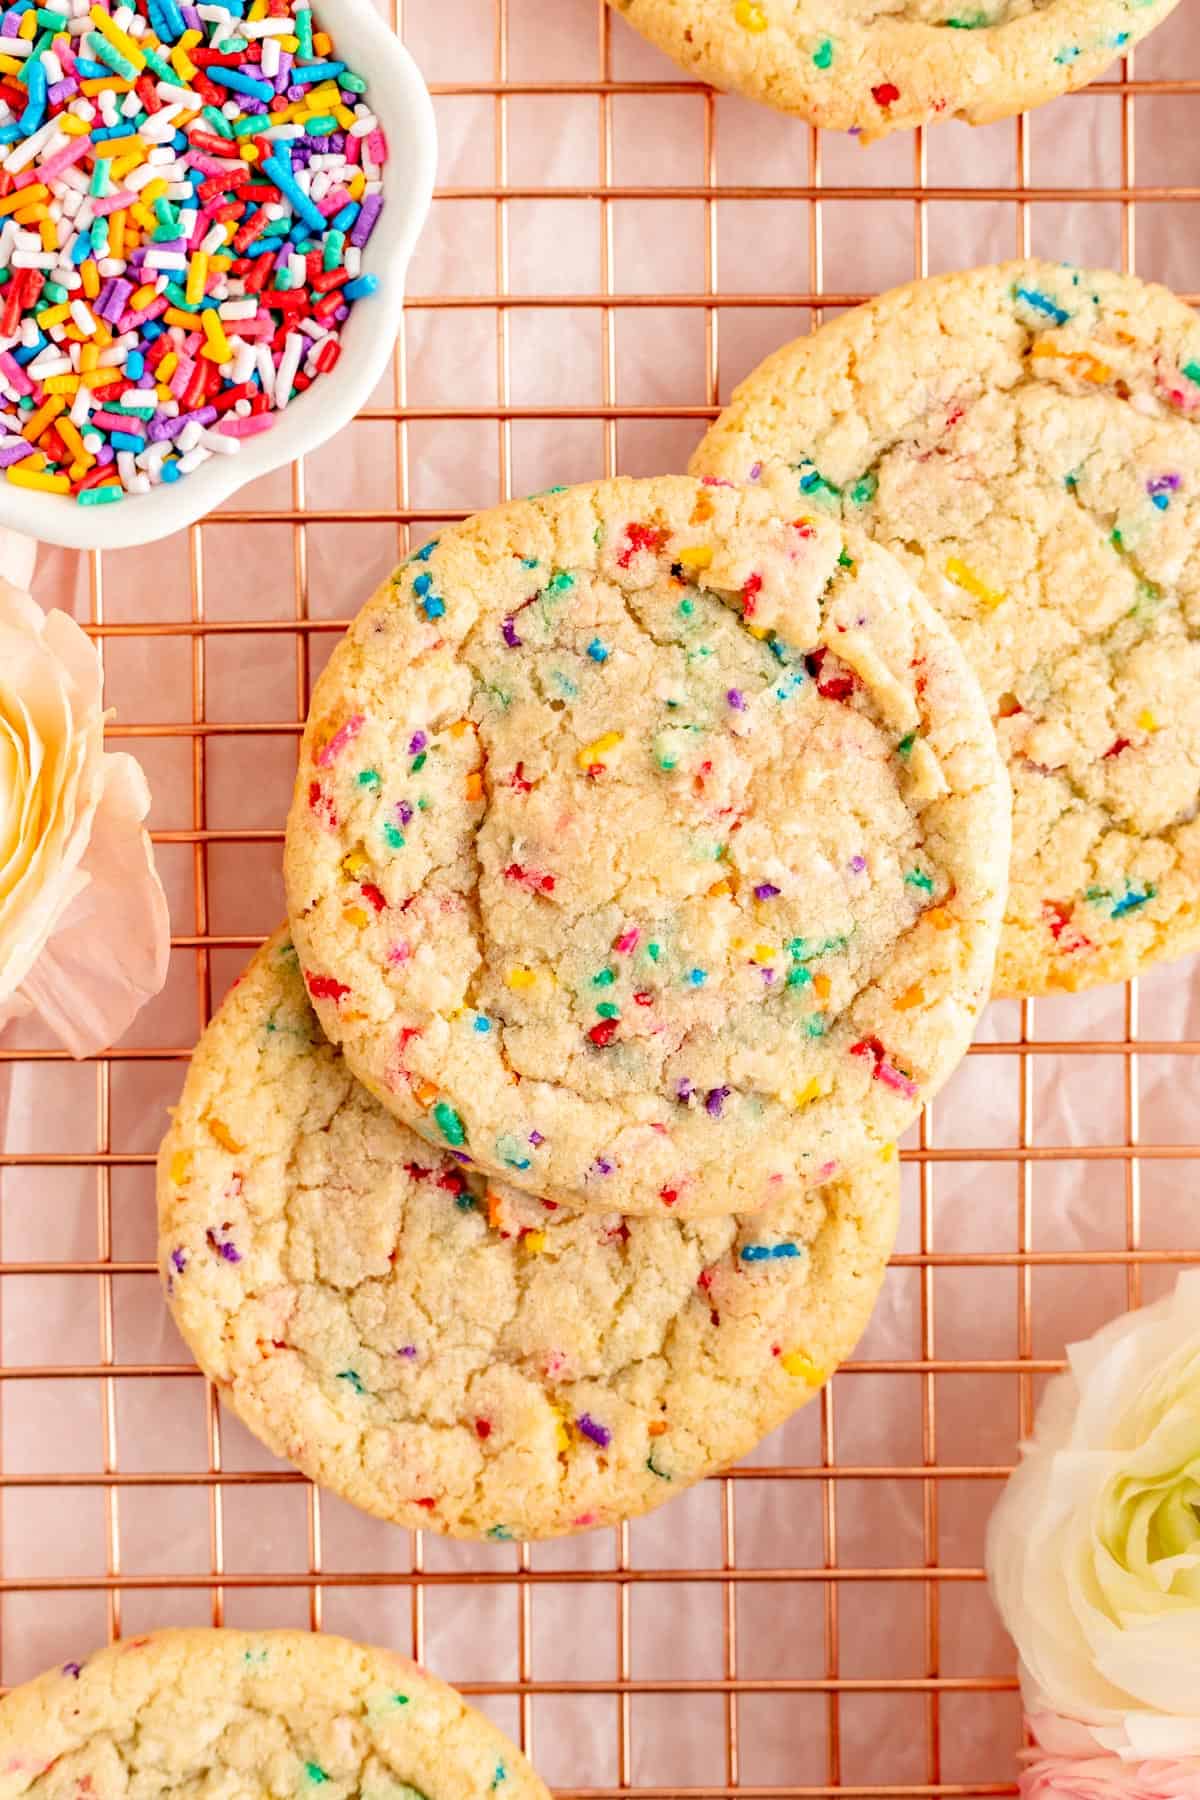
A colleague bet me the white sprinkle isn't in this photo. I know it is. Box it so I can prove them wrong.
[122,389,158,408]
[69,299,96,337]
[219,298,258,320]
[70,388,92,426]
[348,114,377,138]
[82,431,103,454]
[344,246,361,277]
[4,121,59,174]
[125,163,161,192]
[121,89,142,118]
[41,49,64,82]
[274,330,303,408]
[254,341,274,392]
[1,36,32,55]
[11,251,59,270]
[200,427,238,455]
[144,250,187,271]
[96,258,125,278]
[260,35,281,75]
[29,350,72,378]
[97,345,126,367]
[176,420,203,453]
[242,15,291,32]
[155,81,196,105]
[176,445,212,473]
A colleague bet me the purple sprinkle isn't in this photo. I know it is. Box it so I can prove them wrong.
[396,800,414,826]
[592,1156,614,1176]
[761,968,775,983]
[1147,473,1181,496]
[528,1129,545,1146]
[96,445,116,467]
[850,854,867,873]
[675,1078,694,1103]
[171,1248,187,1274]
[333,303,350,324]
[451,1150,472,1163]
[501,616,522,648]
[748,461,762,481]
[409,731,428,754]
[180,4,201,27]
[577,1413,611,1449]
[727,688,746,711]
[287,83,305,101]
[47,78,78,103]
[0,441,35,468]
[206,1229,241,1264]
[0,13,21,34]
[61,1663,81,1679]
[705,1085,731,1118]
[350,194,383,249]
[397,1345,418,1358]
[754,883,781,900]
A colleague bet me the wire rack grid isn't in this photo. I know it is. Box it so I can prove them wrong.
[2,0,1200,1793]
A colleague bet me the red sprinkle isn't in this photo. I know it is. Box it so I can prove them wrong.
[504,862,556,894]
[588,1018,620,1047]
[360,882,387,912]
[306,973,351,1003]
[742,571,763,617]
[475,1418,492,1439]
[872,82,901,106]
[616,521,667,568]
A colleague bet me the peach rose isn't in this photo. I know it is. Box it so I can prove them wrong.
[0,568,169,1056]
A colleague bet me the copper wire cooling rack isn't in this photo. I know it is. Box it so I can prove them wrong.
[3,1,1200,1793]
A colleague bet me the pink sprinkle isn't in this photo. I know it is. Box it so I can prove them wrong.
[700,475,734,487]
[818,1160,837,1178]
[877,1061,918,1099]
[117,295,167,335]
[615,926,639,953]
[32,136,90,184]
[168,356,194,399]
[316,713,365,768]
[0,351,32,396]
[366,128,388,164]
[91,188,137,217]
[219,414,275,439]
[573,1513,597,1527]
[387,942,411,965]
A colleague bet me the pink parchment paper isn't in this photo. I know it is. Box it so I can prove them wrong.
[3,2,1200,1790]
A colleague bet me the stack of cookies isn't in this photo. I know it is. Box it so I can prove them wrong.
[158,470,1013,1541]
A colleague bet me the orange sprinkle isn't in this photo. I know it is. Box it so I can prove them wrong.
[464,771,484,802]
[895,982,926,1011]
[413,1079,438,1108]
[205,1116,243,1155]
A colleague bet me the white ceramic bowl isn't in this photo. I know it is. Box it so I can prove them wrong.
[0,0,436,552]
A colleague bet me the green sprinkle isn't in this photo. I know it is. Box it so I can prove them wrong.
[341,71,367,92]
[392,1693,410,1705]
[786,965,813,988]
[433,1101,466,1146]
[1111,528,1124,550]
[679,598,695,616]
[646,943,661,962]
[77,485,123,507]
[305,1765,329,1784]
[490,1766,508,1792]
[897,731,916,756]
[383,824,405,849]
[487,1525,513,1540]
[849,472,877,505]
[811,35,833,66]
[592,968,616,986]
[805,1016,826,1038]
[357,768,381,790]
[411,752,427,772]
[243,1647,268,1663]
[596,1001,619,1018]
[337,1370,365,1397]
[1183,361,1200,387]
[546,570,575,595]
[647,1450,672,1481]
[306,113,338,133]
[837,548,854,569]
[906,868,935,894]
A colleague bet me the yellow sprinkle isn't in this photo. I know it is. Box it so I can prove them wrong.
[780,1350,824,1384]
[413,1079,438,1108]
[42,375,80,395]
[17,10,36,36]
[343,905,370,929]
[239,141,260,162]
[0,53,25,74]
[79,343,99,373]
[169,1150,193,1186]
[90,4,145,69]
[279,32,298,50]
[131,202,158,235]
[448,717,474,737]
[674,544,714,569]
[38,216,56,253]
[945,556,1006,610]
[577,731,623,771]
[895,982,925,1011]
[157,351,178,383]
[925,906,954,931]
[36,303,71,329]
[129,283,157,311]
[751,944,775,965]
[184,253,208,308]
[505,967,537,991]
[522,1230,546,1256]
[555,1418,570,1454]
[734,0,768,27]
[82,367,123,388]
[879,1143,898,1163]
[205,1116,243,1155]
[812,972,831,1000]
[333,105,356,130]
[81,259,101,300]
[341,849,370,879]
[746,623,769,640]
[1137,708,1160,733]
[708,879,732,898]
[347,168,366,201]
[170,44,197,80]
[164,306,199,331]
[792,1078,823,1109]
[140,177,167,204]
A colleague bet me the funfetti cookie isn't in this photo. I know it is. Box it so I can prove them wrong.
[158,932,899,1541]
[694,262,1200,997]
[0,1629,548,1800]
[285,475,1009,1215]
[606,0,1179,140]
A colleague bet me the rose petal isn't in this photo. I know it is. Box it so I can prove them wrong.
[16,751,169,1057]
[0,532,36,596]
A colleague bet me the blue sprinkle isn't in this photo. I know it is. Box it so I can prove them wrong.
[1112,885,1155,917]
[687,968,707,986]
[414,539,438,561]
[1014,284,1071,325]
[413,571,432,596]
[474,1015,492,1032]
[740,1242,803,1262]
[587,638,609,662]
[422,596,446,620]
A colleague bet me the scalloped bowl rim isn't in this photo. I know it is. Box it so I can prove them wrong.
[0,0,436,552]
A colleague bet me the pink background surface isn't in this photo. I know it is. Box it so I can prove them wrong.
[3,1,1200,1792]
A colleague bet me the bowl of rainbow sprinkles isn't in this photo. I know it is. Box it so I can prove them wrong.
[0,0,435,548]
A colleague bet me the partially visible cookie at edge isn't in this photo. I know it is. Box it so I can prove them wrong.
[693,261,1200,997]
[158,931,900,1542]
[284,475,1009,1214]
[606,0,1179,140]
[0,1628,548,1800]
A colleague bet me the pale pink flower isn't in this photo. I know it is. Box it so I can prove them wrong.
[1020,1749,1200,1798]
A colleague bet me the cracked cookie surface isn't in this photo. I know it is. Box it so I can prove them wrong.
[0,1629,547,1800]
[694,262,1200,996]
[157,933,899,1541]
[284,476,1007,1215]
[606,0,1177,139]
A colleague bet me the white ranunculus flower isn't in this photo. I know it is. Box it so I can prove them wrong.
[987,1271,1200,1763]
[0,573,170,1057]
